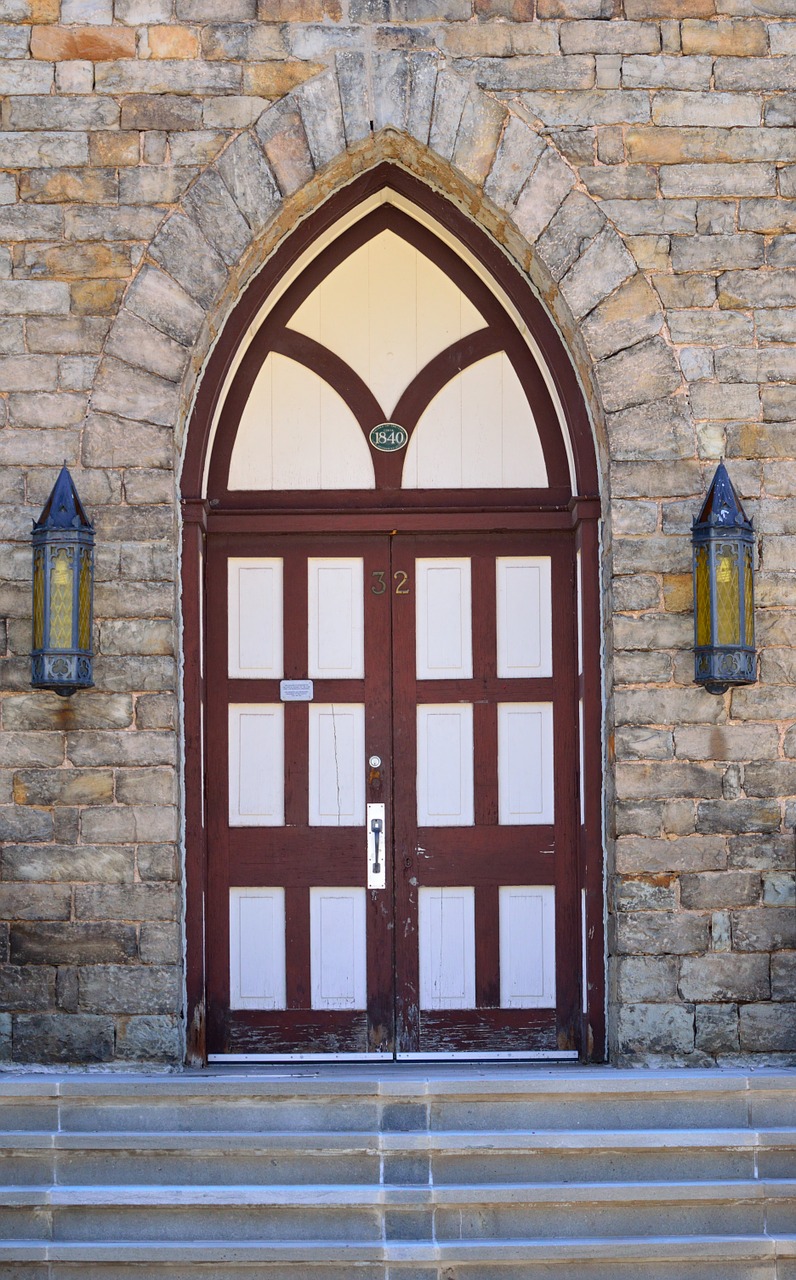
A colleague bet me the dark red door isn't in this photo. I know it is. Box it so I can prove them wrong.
[206,529,580,1059]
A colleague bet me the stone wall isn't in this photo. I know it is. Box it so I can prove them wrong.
[0,0,794,1066]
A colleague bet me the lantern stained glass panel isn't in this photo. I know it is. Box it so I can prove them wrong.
[50,548,73,649]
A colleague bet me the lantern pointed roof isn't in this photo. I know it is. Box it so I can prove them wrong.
[33,464,93,533]
[694,461,752,531]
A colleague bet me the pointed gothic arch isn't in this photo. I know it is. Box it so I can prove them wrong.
[176,160,606,1064]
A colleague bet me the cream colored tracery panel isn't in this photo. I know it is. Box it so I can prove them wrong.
[288,229,485,418]
[402,352,548,490]
[227,353,375,491]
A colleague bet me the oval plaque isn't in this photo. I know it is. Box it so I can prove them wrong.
[369,422,408,453]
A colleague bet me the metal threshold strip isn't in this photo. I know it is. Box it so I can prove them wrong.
[208,1051,579,1063]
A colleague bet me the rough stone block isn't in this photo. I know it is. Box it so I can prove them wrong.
[559,225,636,320]
[13,1013,114,1063]
[202,22,286,61]
[0,807,53,843]
[0,732,64,768]
[31,24,135,59]
[94,58,241,95]
[561,20,659,54]
[623,54,713,90]
[351,0,468,16]
[335,50,369,147]
[469,54,595,92]
[739,1002,796,1052]
[80,804,177,844]
[0,964,54,1011]
[538,0,611,13]
[674,725,778,762]
[689,383,760,421]
[115,768,176,806]
[716,54,796,91]
[616,910,710,955]
[66,730,176,768]
[696,799,781,835]
[762,873,795,907]
[661,162,775,198]
[119,93,202,132]
[183,167,253,267]
[679,953,769,1001]
[616,835,727,874]
[617,1003,695,1055]
[429,67,469,161]
[0,281,68,316]
[596,336,681,413]
[616,761,722,803]
[719,267,796,309]
[732,685,796,721]
[74,883,178,921]
[452,85,506,187]
[216,131,280,233]
[13,768,113,806]
[484,115,545,212]
[772,954,796,1001]
[695,1003,739,1053]
[614,955,679,1001]
[3,692,133,731]
[137,845,178,883]
[2,843,134,883]
[91,357,181,429]
[744,762,796,799]
[536,191,605,283]
[145,25,199,59]
[79,963,180,1013]
[614,874,677,912]
[116,1014,182,1060]
[82,412,172,470]
[125,265,206,348]
[614,651,674,685]
[255,98,314,198]
[11,923,137,965]
[138,921,180,966]
[513,148,575,245]
[149,213,228,310]
[0,884,71,921]
[105,312,189,385]
[581,273,663,362]
[731,907,796,952]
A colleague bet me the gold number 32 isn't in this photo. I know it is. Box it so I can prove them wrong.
[371,570,410,595]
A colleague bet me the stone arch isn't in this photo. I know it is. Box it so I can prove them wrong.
[86,50,688,508]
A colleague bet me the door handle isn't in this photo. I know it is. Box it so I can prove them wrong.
[367,803,386,890]
[371,817,382,873]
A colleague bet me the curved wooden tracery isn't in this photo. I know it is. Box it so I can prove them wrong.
[206,205,571,505]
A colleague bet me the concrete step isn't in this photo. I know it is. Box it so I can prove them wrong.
[0,1233,794,1279]
[0,1126,794,1185]
[1,1067,794,1133]
[0,1178,793,1242]
[0,1070,793,1278]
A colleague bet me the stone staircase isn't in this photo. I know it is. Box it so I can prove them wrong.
[0,1067,794,1278]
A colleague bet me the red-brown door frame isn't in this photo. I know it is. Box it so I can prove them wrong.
[180,163,606,1065]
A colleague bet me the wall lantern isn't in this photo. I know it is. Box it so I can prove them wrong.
[692,461,755,696]
[31,464,94,697]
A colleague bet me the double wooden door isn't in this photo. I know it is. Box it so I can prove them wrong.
[206,529,580,1059]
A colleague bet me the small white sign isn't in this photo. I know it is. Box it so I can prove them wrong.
[280,679,314,702]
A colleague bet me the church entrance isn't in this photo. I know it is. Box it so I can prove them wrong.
[184,168,604,1061]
